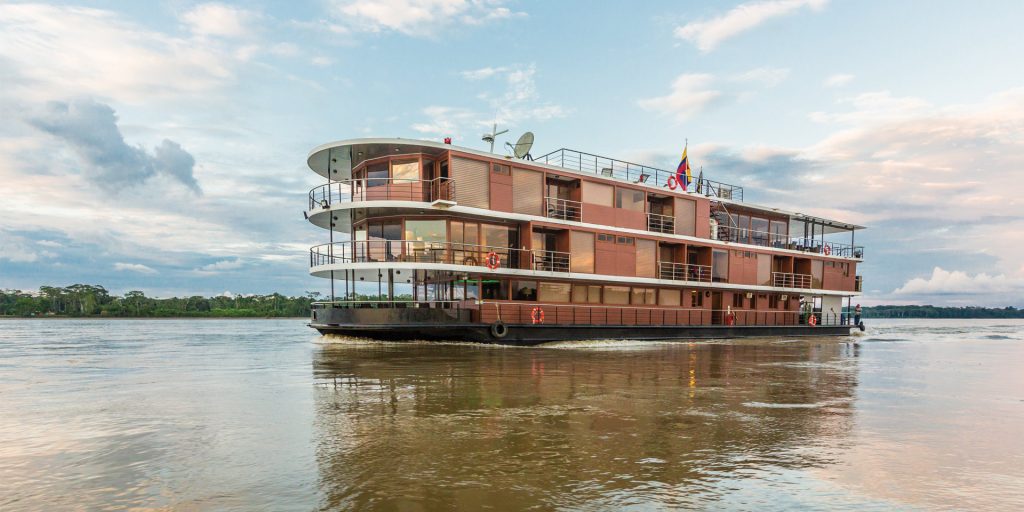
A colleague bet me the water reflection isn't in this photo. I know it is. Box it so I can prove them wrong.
[312,340,860,509]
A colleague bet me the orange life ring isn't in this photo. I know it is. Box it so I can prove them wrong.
[808,314,818,326]
[823,244,832,256]
[485,251,500,270]
[531,306,545,324]
[667,176,678,190]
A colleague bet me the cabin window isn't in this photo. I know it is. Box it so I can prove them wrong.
[391,160,419,181]
[603,286,630,305]
[481,224,516,250]
[512,280,537,301]
[712,249,729,282]
[571,231,595,273]
[690,290,704,307]
[732,294,744,309]
[597,233,615,242]
[492,163,511,176]
[538,282,571,302]
[481,279,508,300]
[631,287,656,305]
[750,217,769,246]
[615,187,645,212]
[616,236,634,245]
[572,285,602,303]
[404,220,446,243]
[581,181,614,207]
[659,289,681,306]
[769,294,780,309]
[770,220,788,246]
[366,163,388,186]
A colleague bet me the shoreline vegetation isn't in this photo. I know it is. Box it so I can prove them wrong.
[1,285,1022,319]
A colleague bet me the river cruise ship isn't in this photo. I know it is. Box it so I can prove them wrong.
[305,138,864,344]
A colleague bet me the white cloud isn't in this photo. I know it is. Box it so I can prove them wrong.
[269,42,300,57]
[114,262,157,274]
[0,233,39,263]
[311,56,334,67]
[197,259,246,272]
[637,74,722,122]
[181,3,259,38]
[461,66,508,80]
[824,73,854,88]
[731,66,790,87]
[0,4,237,102]
[329,0,525,36]
[675,0,828,52]
[894,267,1024,296]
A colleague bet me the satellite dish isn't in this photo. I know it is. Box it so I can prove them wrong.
[506,131,534,160]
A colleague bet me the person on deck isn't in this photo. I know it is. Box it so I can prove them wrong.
[854,304,862,326]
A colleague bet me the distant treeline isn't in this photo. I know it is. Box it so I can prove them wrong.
[0,285,322,318]
[863,305,1024,319]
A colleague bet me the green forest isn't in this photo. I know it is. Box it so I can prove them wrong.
[0,285,318,317]
[2,285,1022,318]
[861,305,1024,318]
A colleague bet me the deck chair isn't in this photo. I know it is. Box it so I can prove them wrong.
[634,173,650,184]
[600,168,614,177]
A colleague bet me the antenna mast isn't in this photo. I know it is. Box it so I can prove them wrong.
[482,122,508,153]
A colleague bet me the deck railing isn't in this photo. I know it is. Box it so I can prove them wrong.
[308,177,454,210]
[657,261,712,283]
[310,240,571,274]
[714,225,864,259]
[535,148,744,202]
[647,212,675,234]
[544,196,582,222]
[772,272,813,289]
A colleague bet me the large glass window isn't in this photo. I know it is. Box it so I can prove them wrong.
[512,280,537,301]
[631,287,656,305]
[481,279,508,300]
[571,231,595,273]
[750,218,769,246]
[572,285,602,303]
[581,181,613,206]
[770,221,788,247]
[391,160,419,181]
[659,289,681,306]
[538,282,571,302]
[615,187,645,212]
[712,249,729,282]
[366,162,388,187]
[404,220,446,243]
[603,286,630,304]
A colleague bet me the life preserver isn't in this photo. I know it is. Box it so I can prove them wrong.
[531,306,545,324]
[489,321,508,338]
[823,244,832,256]
[485,251,500,270]
[667,176,678,190]
[808,314,818,326]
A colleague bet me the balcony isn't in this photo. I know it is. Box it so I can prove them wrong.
[715,225,864,259]
[535,148,744,201]
[772,272,813,289]
[647,213,675,234]
[310,240,570,274]
[657,261,712,283]
[308,178,454,210]
[544,197,582,222]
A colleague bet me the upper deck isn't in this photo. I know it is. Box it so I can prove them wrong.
[308,138,865,260]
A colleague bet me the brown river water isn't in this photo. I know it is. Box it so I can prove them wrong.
[0,318,1021,510]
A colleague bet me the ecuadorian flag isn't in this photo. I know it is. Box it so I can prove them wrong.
[675,146,692,189]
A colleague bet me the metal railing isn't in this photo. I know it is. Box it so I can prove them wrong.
[647,212,675,234]
[713,225,864,259]
[312,300,466,310]
[772,272,813,289]
[657,261,712,283]
[479,301,800,326]
[544,197,582,222]
[308,178,454,210]
[532,249,570,272]
[535,148,744,202]
[309,240,571,274]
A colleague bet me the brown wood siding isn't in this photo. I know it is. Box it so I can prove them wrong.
[674,197,697,236]
[451,156,489,209]
[512,168,544,216]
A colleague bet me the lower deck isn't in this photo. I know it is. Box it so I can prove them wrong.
[310,302,855,345]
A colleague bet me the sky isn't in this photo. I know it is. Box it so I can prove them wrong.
[1,0,1023,306]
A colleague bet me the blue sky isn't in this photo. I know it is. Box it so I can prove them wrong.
[1,0,1023,306]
